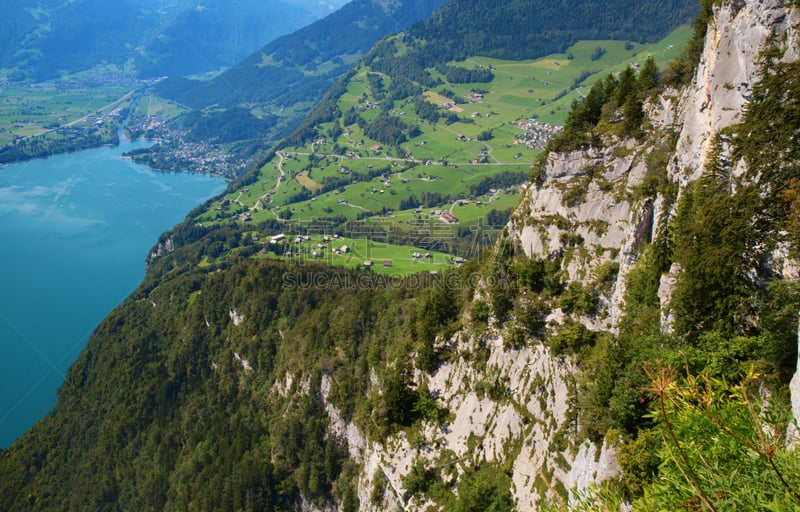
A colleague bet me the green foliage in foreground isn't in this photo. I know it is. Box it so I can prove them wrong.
[543,40,800,510]
[543,367,800,512]
[636,366,800,511]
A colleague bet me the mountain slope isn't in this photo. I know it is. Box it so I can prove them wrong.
[2,0,800,511]
[137,0,447,176]
[156,0,448,110]
[144,0,695,178]
[0,0,345,81]
[409,0,699,60]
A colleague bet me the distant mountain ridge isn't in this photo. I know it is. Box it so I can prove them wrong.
[156,0,448,110]
[0,0,349,81]
[408,0,699,60]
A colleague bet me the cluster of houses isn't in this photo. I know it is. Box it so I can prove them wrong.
[125,113,248,179]
[356,100,382,112]
[254,229,473,270]
[512,118,562,151]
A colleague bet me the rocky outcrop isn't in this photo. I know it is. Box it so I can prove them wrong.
[657,262,681,333]
[305,1,800,508]
[147,236,175,264]
[670,0,799,183]
[509,0,799,330]
[316,329,618,511]
[509,131,669,333]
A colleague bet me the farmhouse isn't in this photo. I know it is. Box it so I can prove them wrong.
[440,212,459,224]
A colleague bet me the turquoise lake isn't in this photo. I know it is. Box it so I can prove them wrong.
[0,140,226,447]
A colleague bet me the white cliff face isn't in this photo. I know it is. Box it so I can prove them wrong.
[670,0,798,183]
[509,128,670,334]
[317,330,618,511]
[509,0,799,331]
[147,237,174,264]
[299,2,800,509]
[657,263,681,333]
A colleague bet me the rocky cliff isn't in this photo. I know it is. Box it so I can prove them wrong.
[316,0,800,509]
[1,1,797,511]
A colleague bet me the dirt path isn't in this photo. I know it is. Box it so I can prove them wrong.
[274,152,286,192]
[254,151,287,210]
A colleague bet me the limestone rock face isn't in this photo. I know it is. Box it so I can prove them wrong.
[147,237,174,263]
[791,316,800,444]
[670,0,798,183]
[317,332,618,511]
[305,1,800,508]
[658,263,681,333]
[508,127,669,335]
[509,0,799,337]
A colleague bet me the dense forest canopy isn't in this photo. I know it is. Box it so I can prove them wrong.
[0,256,472,510]
[408,0,698,61]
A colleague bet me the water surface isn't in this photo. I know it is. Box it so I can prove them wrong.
[0,141,226,447]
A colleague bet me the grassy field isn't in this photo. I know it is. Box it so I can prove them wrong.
[195,26,691,274]
[254,234,459,275]
[296,170,323,192]
[201,25,691,223]
[133,91,187,119]
[0,84,136,146]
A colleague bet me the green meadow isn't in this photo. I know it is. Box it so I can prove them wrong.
[254,234,459,275]
[462,24,691,126]
[0,84,136,146]
[133,91,187,119]
[195,26,691,275]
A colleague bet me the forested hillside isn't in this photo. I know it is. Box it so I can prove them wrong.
[156,0,448,110]
[0,0,339,81]
[410,0,698,60]
[0,258,465,510]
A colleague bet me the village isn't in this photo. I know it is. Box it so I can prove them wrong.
[511,118,562,151]
[123,114,251,179]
